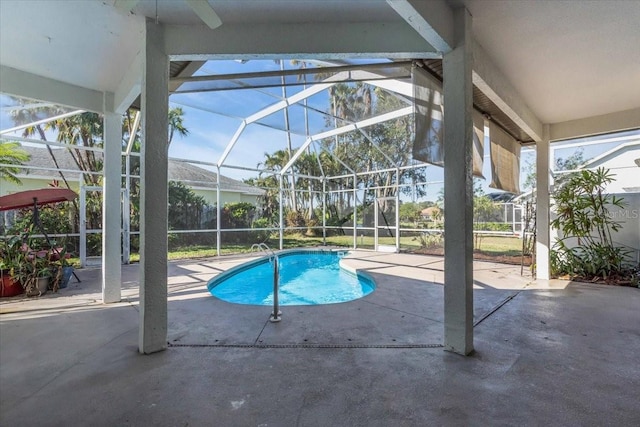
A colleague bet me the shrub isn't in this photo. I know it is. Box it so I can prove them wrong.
[418,232,443,249]
[550,167,633,280]
[285,210,306,229]
[251,217,273,243]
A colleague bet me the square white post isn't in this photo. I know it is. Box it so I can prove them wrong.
[139,19,169,354]
[443,7,474,355]
[102,100,122,303]
[216,165,221,256]
[536,125,551,280]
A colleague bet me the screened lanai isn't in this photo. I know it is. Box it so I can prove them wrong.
[171,59,436,255]
[2,58,533,264]
[2,0,639,361]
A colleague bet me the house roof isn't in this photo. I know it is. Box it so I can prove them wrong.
[14,146,264,196]
[580,141,640,169]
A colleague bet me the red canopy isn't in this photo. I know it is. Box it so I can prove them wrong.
[0,188,78,212]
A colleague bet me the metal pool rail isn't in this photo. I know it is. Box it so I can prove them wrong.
[251,243,281,322]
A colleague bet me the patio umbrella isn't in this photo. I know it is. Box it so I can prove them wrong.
[0,188,77,211]
[0,187,80,283]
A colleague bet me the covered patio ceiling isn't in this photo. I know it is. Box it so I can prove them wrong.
[1,0,639,142]
[1,0,639,357]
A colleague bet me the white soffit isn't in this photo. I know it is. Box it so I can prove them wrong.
[0,0,143,93]
[0,0,638,131]
[464,0,640,124]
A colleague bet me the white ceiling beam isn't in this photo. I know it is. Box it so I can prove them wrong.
[169,60,206,93]
[113,50,143,114]
[185,0,222,30]
[549,107,640,142]
[0,65,104,113]
[387,2,543,142]
[386,0,454,54]
[164,22,438,60]
[472,41,544,142]
[309,60,418,99]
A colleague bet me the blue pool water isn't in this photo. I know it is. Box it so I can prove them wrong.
[207,252,375,305]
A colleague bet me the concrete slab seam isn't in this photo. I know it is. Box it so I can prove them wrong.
[167,342,444,349]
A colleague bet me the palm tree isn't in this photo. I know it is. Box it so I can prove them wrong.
[168,107,189,148]
[8,100,73,190]
[0,141,30,184]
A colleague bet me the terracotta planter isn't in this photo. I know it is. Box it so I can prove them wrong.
[0,273,24,298]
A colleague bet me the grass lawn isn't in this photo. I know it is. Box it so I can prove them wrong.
[122,232,523,263]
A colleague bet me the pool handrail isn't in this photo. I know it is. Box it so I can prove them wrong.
[251,243,281,322]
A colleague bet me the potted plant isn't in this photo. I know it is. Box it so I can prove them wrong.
[0,236,25,298]
[50,248,74,291]
[13,252,52,297]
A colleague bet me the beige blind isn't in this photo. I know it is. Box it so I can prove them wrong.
[412,65,444,167]
[472,109,485,178]
[489,121,521,194]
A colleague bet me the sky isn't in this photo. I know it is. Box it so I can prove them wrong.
[2,59,639,202]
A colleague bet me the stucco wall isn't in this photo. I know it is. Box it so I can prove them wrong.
[587,145,640,193]
[0,177,81,195]
[191,188,250,206]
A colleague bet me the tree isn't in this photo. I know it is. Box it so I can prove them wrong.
[522,148,585,192]
[0,141,30,184]
[399,202,421,224]
[252,81,426,232]
[168,107,189,148]
[7,104,189,255]
[168,181,208,230]
[8,100,74,190]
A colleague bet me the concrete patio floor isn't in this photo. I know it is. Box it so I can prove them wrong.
[1,250,638,426]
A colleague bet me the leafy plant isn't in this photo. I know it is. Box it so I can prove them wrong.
[417,232,443,250]
[550,167,633,280]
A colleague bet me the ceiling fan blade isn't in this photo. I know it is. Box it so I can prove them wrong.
[113,0,140,13]
[185,0,222,29]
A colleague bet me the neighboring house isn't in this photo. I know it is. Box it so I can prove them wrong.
[577,141,640,193]
[0,146,264,206]
[420,206,441,221]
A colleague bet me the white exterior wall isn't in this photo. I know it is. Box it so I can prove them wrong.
[590,146,640,194]
[189,188,259,207]
[0,177,81,195]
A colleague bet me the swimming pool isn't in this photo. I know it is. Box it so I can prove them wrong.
[207,251,375,305]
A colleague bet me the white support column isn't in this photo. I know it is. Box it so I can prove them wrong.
[279,174,284,250]
[536,125,551,280]
[123,156,131,264]
[102,105,122,303]
[79,177,86,268]
[443,8,474,356]
[216,166,221,257]
[322,179,327,246]
[352,174,357,249]
[139,20,169,355]
[395,172,400,252]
